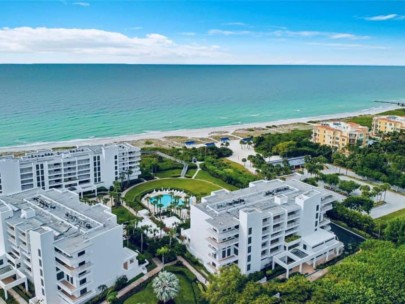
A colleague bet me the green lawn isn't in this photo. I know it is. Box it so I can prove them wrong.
[123,271,197,304]
[125,178,221,205]
[222,159,256,177]
[185,168,197,178]
[112,206,136,224]
[345,108,405,129]
[155,169,182,178]
[376,208,405,223]
[195,170,238,191]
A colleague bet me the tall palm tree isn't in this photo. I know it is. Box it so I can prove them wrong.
[126,169,133,187]
[152,271,180,303]
[156,246,169,266]
[168,228,176,247]
[140,224,150,252]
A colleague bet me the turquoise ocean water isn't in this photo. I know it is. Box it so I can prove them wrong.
[1,65,405,148]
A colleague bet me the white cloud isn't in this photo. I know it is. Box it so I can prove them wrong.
[0,27,227,63]
[223,22,247,26]
[364,14,404,21]
[73,2,90,7]
[308,42,388,50]
[274,30,368,40]
[180,32,196,36]
[209,28,368,40]
[208,29,253,36]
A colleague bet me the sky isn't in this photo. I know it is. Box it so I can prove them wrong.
[1,1,405,65]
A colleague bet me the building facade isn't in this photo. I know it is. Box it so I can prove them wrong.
[182,179,343,277]
[0,188,146,304]
[0,143,141,196]
[371,115,405,135]
[312,121,369,151]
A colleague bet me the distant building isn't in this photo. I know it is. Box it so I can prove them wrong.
[312,121,369,151]
[266,156,306,169]
[371,115,405,135]
[0,143,141,196]
[0,188,146,303]
[182,179,343,277]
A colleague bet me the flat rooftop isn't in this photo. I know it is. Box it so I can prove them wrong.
[0,188,119,254]
[196,179,336,229]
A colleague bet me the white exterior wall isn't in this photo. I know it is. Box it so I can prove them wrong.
[0,206,13,255]
[188,205,212,263]
[295,192,321,236]
[238,209,263,274]
[100,145,118,187]
[30,229,59,304]
[0,143,140,196]
[0,159,21,195]
[90,225,127,288]
[184,179,341,276]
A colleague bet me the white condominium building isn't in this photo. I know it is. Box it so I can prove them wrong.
[0,188,146,304]
[182,179,343,277]
[0,143,141,196]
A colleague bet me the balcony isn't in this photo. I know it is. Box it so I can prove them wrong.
[207,228,238,239]
[206,237,238,249]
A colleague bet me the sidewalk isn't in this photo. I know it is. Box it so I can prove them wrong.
[102,259,177,303]
[177,256,208,285]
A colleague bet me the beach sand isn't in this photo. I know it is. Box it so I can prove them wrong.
[0,105,399,153]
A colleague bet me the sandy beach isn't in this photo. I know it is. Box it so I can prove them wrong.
[0,104,399,154]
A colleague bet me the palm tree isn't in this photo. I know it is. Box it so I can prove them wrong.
[107,290,118,304]
[173,195,181,216]
[381,183,391,201]
[168,227,176,247]
[111,180,122,206]
[157,221,165,238]
[140,224,150,252]
[126,169,133,187]
[157,246,170,266]
[241,158,247,167]
[152,271,180,303]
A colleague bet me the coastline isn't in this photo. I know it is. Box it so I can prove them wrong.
[0,104,399,153]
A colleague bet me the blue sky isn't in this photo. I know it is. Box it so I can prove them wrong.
[1,1,405,64]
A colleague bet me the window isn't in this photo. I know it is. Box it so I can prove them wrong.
[247,264,251,271]
[39,259,42,267]
[40,269,43,277]
[78,250,85,257]
[56,272,64,280]
[38,249,41,257]
[247,255,251,262]
[80,288,87,296]
[316,213,319,219]
[80,278,87,285]
[248,237,252,244]
[248,246,251,253]
[0,259,3,266]
[79,261,85,267]
[303,244,307,250]
[42,289,45,296]
[316,205,319,211]
[41,279,44,286]
[248,227,252,235]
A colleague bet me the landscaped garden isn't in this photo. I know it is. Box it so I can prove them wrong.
[122,265,205,304]
[125,178,221,206]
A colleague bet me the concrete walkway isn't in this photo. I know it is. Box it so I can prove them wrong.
[177,256,208,285]
[192,162,201,179]
[102,259,177,303]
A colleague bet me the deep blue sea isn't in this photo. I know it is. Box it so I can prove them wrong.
[1,65,405,148]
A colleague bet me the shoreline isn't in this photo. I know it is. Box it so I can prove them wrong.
[0,104,400,153]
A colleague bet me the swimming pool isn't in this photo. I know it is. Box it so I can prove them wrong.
[150,194,184,208]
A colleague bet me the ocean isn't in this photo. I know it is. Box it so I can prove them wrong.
[1,64,405,148]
